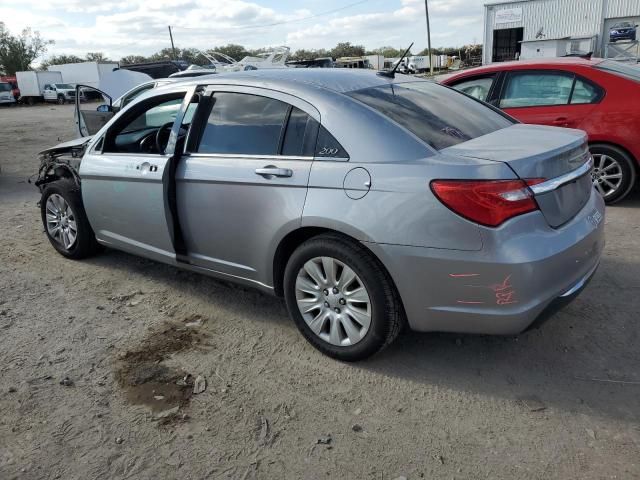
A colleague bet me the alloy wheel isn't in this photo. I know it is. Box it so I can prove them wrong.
[295,256,372,347]
[45,194,78,250]
[591,153,623,198]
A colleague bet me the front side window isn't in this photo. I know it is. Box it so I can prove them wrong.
[451,75,496,102]
[500,72,574,108]
[198,92,289,155]
[348,81,513,150]
[121,83,155,108]
[122,97,182,133]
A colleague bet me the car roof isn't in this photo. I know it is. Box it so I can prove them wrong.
[444,57,605,79]
[162,68,421,94]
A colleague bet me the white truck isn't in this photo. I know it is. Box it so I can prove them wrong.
[51,61,119,89]
[16,71,65,105]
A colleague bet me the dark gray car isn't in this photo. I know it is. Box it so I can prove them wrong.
[35,69,604,360]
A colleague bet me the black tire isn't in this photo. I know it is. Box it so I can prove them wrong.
[590,144,636,204]
[283,234,404,361]
[40,178,102,259]
[57,95,65,105]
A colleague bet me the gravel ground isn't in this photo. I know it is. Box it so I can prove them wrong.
[0,104,639,480]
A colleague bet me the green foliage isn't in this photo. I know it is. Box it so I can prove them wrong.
[330,42,365,59]
[0,22,52,75]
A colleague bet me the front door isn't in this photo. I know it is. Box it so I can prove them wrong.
[75,85,114,137]
[498,70,603,129]
[79,90,194,263]
[175,88,319,286]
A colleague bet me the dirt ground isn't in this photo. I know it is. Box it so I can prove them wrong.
[0,104,639,480]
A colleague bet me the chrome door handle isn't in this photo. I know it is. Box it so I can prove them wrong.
[255,166,293,178]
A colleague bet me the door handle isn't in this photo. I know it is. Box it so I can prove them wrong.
[255,166,293,178]
[552,117,569,127]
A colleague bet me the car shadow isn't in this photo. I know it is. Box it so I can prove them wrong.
[85,247,640,424]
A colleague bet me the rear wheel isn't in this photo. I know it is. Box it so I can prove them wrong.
[41,179,102,259]
[590,144,636,204]
[283,234,403,361]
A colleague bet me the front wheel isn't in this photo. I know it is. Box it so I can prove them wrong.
[590,144,636,204]
[41,179,102,259]
[283,234,403,361]
[57,95,65,105]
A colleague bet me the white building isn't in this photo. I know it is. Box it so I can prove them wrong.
[483,0,640,64]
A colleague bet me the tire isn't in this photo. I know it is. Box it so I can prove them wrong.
[590,144,636,204]
[57,95,65,105]
[283,234,404,361]
[40,178,102,259]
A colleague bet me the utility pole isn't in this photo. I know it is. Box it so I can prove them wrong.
[168,25,177,60]
[424,0,433,75]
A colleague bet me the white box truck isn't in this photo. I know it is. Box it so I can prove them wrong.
[52,61,119,89]
[16,71,63,104]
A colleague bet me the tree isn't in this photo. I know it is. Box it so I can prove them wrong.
[330,42,365,59]
[85,52,109,62]
[40,54,84,68]
[365,46,404,58]
[120,55,148,65]
[290,48,329,61]
[0,22,52,74]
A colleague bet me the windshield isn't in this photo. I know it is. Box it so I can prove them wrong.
[595,60,640,82]
[0,83,11,92]
[613,22,632,28]
[55,84,74,89]
[347,82,514,150]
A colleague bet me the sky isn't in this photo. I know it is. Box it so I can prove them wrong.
[0,0,487,62]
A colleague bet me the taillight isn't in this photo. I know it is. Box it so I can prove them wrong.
[430,179,544,227]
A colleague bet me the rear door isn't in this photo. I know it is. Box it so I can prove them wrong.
[80,89,195,262]
[75,85,114,137]
[175,86,319,285]
[498,70,603,128]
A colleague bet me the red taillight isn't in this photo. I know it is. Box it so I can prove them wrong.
[430,179,544,227]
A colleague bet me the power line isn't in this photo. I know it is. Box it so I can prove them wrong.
[172,0,371,31]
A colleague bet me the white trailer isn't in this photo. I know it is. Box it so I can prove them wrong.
[51,61,119,89]
[16,70,63,104]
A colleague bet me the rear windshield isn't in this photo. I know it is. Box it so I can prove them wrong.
[595,60,640,82]
[0,83,11,92]
[347,82,513,150]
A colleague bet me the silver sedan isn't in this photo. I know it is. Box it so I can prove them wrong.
[35,69,604,360]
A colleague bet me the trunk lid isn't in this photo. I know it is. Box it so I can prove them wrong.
[442,124,593,228]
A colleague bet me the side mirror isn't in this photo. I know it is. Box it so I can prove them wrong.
[97,104,113,113]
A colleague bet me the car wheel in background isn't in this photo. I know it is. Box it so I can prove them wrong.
[283,234,403,361]
[57,95,65,105]
[40,179,102,259]
[590,144,636,204]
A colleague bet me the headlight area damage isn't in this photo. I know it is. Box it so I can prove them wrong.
[32,137,92,191]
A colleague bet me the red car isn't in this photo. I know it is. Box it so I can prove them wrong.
[441,58,640,203]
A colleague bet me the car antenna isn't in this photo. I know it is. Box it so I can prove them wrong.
[378,42,414,79]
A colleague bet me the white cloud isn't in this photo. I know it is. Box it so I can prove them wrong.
[2,0,486,61]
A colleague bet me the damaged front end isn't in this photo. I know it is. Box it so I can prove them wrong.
[33,137,92,192]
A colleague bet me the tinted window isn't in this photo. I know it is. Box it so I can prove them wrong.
[570,78,600,104]
[281,107,314,156]
[122,83,155,108]
[451,76,495,101]
[0,83,11,92]
[198,92,289,155]
[501,72,573,107]
[348,82,513,150]
[315,125,348,158]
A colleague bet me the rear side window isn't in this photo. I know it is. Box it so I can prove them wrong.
[570,78,600,104]
[347,81,513,150]
[501,72,573,107]
[198,92,289,155]
[281,107,317,156]
[451,75,496,101]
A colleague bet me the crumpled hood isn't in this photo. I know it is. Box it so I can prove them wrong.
[38,136,93,157]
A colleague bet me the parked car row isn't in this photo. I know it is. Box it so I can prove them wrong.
[441,57,640,203]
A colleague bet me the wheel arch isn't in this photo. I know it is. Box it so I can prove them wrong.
[272,227,407,322]
[588,140,638,170]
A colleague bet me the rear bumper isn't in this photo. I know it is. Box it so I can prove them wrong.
[366,188,605,335]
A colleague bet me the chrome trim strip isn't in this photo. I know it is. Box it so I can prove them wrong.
[188,153,312,161]
[529,157,593,195]
[559,261,599,298]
